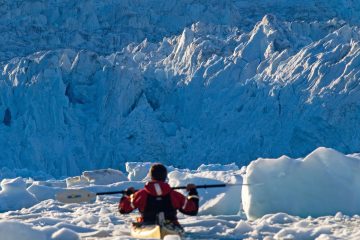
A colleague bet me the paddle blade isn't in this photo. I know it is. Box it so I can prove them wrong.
[56,189,96,203]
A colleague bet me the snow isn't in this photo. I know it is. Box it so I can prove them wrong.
[168,168,243,215]
[67,169,128,186]
[23,201,360,239]
[197,163,239,172]
[0,161,359,239]
[5,146,360,223]
[230,220,253,235]
[125,162,176,181]
[125,162,153,181]
[51,228,80,240]
[163,235,181,240]
[27,183,63,202]
[82,169,128,185]
[243,147,360,220]
[0,177,39,212]
[66,176,90,188]
[0,220,47,240]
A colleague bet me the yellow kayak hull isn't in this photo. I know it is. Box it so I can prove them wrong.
[130,223,183,239]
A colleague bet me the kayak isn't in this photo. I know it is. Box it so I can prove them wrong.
[130,222,184,239]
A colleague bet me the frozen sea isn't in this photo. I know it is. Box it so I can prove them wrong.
[1,148,360,239]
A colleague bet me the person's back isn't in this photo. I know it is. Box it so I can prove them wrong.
[118,164,199,225]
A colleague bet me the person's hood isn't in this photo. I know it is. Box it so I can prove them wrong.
[144,181,172,196]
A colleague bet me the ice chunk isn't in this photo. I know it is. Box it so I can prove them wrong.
[242,147,360,220]
[82,169,127,185]
[126,162,175,181]
[126,162,153,181]
[197,163,239,171]
[66,169,127,187]
[66,176,90,188]
[230,220,253,235]
[273,225,332,240]
[0,177,39,212]
[27,183,63,201]
[51,228,80,240]
[259,213,299,225]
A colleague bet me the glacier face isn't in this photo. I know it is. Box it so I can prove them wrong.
[1,1,360,177]
[1,0,360,62]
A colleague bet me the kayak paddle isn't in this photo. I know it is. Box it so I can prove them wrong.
[55,183,247,204]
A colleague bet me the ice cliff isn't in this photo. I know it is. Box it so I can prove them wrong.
[1,1,360,177]
[1,0,360,62]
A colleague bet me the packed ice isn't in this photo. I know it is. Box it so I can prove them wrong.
[1,156,360,239]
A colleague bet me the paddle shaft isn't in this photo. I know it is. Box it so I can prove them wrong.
[96,183,243,196]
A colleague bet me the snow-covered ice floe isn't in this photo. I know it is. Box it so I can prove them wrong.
[243,147,360,220]
[1,154,360,238]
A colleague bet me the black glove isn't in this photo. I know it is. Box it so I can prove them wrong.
[186,184,198,196]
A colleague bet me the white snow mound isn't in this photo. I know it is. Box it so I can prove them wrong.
[0,177,39,212]
[51,228,80,240]
[242,147,360,220]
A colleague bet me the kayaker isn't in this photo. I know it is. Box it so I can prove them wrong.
[118,163,199,225]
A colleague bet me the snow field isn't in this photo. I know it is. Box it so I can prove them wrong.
[1,153,360,238]
[2,199,360,239]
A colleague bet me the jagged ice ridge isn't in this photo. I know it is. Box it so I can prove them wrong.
[1,1,360,177]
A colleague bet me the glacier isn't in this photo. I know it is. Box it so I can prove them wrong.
[1,0,360,178]
[1,0,360,62]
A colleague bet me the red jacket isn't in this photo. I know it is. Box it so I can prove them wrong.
[119,181,199,222]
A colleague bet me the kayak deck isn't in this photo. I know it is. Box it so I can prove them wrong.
[130,222,184,239]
